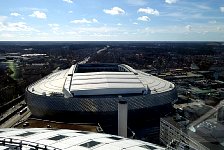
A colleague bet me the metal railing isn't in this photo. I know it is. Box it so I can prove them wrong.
[0,137,61,150]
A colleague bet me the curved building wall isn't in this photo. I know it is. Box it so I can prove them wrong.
[25,87,177,119]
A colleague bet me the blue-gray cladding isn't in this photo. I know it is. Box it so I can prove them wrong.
[25,88,177,118]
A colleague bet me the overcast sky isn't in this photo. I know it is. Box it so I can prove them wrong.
[0,0,224,41]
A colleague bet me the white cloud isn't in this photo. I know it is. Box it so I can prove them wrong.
[92,18,98,23]
[164,12,184,17]
[0,16,7,22]
[185,25,192,31]
[195,5,211,10]
[0,33,16,38]
[48,24,59,27]
[68,10,73,14]
[89,33,117,37]
[71,19,90,24]
[133,22,138,25]
[37,32,49,36]
[70,27,120,34]
[19,7,48,12]
[48,24,60,31]
[29,11,47,19]
[165,0,177,4]
[0,33,15,38]
[10,12,21,17]
[220,7,224,13]
[140,24,224,35]
[208,20,217,24]
[137,16,150,21]
[138,7,159,16]
[0,22,38,32]
[103,7,125,15]
[70,18,98,24]
[117,23,122,26]
[63,0,73,3]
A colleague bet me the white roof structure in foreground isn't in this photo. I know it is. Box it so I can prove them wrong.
[0,128,164,150]
[28,64,175,97]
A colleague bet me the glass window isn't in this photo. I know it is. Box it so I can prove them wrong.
[17,132,35,137]
[76,131,89,134]
[79,141,101,148]
[108,136,123,140]
[48,135,68,141]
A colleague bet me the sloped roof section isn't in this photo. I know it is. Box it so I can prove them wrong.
[0,128,165,150]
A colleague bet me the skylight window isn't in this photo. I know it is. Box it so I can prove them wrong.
[108,136,123,140]
[48,135,68,141]
[79,141,101,148]
[17,132,35,137]
[76,131,90,134]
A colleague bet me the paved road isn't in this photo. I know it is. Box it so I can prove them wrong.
[0,100,26,121]
[78,45,110,64]
[97,46,109,54]
[0,108,31,128]
[78,56,90,64]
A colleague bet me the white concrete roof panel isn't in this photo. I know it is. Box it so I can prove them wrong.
[107,139,142,148]
[93,144,122,150]
[72,78,141,85]
[64,146,90,150]
[74,72,133,75]
[52,136,90,149]
[71,83,144,90]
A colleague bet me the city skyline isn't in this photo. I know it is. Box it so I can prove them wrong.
[0,0,224,41]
